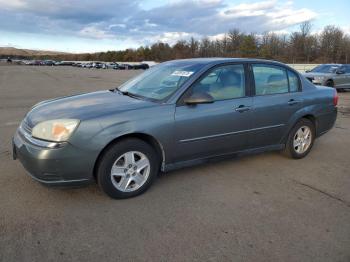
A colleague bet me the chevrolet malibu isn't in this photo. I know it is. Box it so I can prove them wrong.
[13,58,338,199]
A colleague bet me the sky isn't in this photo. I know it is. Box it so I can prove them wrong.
[0,0,349,53]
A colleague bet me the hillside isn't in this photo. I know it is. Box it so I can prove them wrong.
[0,47,70,57]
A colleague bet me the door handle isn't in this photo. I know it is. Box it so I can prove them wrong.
[288,99,301,105]
[235,105,251,113]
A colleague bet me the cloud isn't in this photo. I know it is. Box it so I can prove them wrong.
[0,0,318,49]
[224,0,277,15]
[79,25,114,39]
[341,26,350,36]
[0,0,26,8]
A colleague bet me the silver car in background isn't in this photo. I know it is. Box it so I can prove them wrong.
[303,64,350,91]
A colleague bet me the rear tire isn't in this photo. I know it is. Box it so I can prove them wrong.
[325,79,345,91]
[97,138,159,199]
[284,118,315,159]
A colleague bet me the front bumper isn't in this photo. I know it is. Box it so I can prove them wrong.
[311,80,323,85]
[13,128,96,187]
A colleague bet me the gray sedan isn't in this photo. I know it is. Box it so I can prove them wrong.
[303,64,350,91]
[13,58,338,199]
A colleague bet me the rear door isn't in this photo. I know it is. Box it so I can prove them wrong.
[249,63,304,148]
[173,63,253,162]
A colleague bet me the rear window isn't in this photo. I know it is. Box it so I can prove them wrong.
[340,65,350,73]
[310,65,339,73]
[252,64,289,95]
[288,70,300,92]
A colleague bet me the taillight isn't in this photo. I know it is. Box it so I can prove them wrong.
[333,89,338,106]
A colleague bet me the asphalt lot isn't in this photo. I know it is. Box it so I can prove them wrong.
[0,65,349,262]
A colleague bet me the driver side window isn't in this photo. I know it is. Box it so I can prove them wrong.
[191,64,246,101]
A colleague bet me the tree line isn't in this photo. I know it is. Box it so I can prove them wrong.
[15,22,350,64]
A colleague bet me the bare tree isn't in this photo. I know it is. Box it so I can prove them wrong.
[227,29,242,57]
[22,24,349,63]
[320,25,344,63]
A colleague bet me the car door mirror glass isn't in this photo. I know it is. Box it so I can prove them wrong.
[184,92,214,105]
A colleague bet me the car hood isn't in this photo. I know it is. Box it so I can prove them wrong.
[303,72,333,78]
[26,90,157,127]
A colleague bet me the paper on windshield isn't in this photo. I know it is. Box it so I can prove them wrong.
[171,71,194,77]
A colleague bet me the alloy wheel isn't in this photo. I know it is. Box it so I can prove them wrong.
[293,126,312,154]
[110,151,150,192]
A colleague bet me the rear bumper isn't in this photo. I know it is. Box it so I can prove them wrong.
[316,107,337,137]
[13,129,96,187]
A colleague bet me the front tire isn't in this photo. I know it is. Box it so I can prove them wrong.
[284,118,315,159]
[325,80,334,88]
[97,138,159,199]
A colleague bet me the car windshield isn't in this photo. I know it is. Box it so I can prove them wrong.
[118,62,205,101]
[310,65,339,73]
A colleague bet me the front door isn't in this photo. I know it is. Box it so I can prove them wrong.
[174,64,253,162]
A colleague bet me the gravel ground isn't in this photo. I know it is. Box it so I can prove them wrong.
[0,65,349,262]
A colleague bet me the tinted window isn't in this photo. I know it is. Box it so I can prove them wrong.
[288,70,300,92]
[253,64,288,95]
[341,65,350,73]
[310,64,339,73]
[191,64,245,101]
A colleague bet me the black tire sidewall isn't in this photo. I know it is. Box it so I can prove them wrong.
[97,138,159,199]
[286,119,315,159]
[326,80,334,87]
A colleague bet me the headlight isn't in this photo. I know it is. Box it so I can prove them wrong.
[314,76,325,81]
[32,119,80,142]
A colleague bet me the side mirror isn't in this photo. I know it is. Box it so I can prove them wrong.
[184,92,214,105]
[305,70,311,73]
[336,69,345,74]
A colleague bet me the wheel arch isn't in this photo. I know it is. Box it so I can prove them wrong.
[325,79,334,87]
[301,114,317,131]
[282,113,318,144]
[93,133,165,181]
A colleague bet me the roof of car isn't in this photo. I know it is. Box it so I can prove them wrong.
[171,57,280,62]
[167,57,288,66]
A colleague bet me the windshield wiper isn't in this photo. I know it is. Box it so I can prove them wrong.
[115,88,143,100]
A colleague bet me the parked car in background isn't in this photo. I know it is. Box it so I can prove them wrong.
[56,61,74,66]
[82,62,93,68]
[103,62,118,69]
[13,58,337,199]
[132,63,150,70]
[303,64,350,91]
[115,63,127,70]
[43,60,56,66]
[31,60,43,65]
[92,62,104,69]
